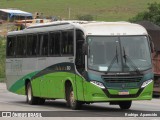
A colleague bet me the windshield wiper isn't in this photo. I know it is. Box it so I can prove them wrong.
[106,46,118,74]
[123,47,140,74]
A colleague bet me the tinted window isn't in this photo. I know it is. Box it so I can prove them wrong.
[61,31,73,55]
[16,35,26,56]
[27,34,37,56]
[38,33,48,56]
[49,32,60,55]
[7,36,16,57]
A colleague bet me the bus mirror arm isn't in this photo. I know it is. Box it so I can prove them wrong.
[150,41,155,53]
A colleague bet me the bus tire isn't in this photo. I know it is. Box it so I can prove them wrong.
[119,101,132,109]
[26,82,38,105]
[38,98,45,105]
[66,86,82,110]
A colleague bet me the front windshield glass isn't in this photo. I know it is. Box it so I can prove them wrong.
[87,36,152,72]
[120,36,151,71]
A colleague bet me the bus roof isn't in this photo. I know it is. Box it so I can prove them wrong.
[7,20,148,36]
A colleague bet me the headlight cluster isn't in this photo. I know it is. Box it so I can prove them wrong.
[90,81,105,89]
[141,79,153,88]
[90,79,152,89]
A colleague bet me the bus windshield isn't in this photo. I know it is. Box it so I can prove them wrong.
[87,36,152,72]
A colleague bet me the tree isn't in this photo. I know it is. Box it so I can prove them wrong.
[129,2,160,26]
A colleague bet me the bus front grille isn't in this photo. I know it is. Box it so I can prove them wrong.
[102,75,142,88]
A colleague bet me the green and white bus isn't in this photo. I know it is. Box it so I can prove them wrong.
[6,21,153,109]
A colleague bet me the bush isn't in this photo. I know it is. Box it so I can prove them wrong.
[129,2,160,26]
[76,14,94,21]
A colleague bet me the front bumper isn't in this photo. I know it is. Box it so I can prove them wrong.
[83,81,153,102]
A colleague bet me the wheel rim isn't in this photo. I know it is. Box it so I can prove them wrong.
[70,91,75,107]
[27,86,32,101]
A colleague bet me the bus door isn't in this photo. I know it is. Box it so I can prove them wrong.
[75,30,85,101]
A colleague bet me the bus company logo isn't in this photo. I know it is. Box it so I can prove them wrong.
[2,112,11,117]
[122,84,125,88]
[55,65,71,71]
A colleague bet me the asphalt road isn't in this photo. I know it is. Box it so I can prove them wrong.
[0,83,160,120]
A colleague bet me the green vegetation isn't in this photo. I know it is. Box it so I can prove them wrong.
[0,0,160,21]
[0,78,5,82]
[76,14,93,21]
[129,2,160,25]
[0,36,6,79]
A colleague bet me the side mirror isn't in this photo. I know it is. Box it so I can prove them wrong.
[82,43,87,55]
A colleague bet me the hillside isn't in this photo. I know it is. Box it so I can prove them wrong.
[0,0,160,21]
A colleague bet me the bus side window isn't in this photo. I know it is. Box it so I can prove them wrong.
[33,35,37,55]
[61,30,73,55]
[27,35,37,56]
[38,34,48,56]
[68,31,74,54]
[49,33,55,55]
[16,35,26,57]
[55,32,61,55]
[7,36,16,57]
[42,34,48,56]
[49,32,61,56]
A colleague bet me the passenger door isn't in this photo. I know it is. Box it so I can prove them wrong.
[75,30,85,101]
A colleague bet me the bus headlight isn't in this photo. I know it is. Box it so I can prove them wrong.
[90,81,105,89]
[141,79,153,88]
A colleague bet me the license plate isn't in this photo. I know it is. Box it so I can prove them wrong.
[118,91,129,95]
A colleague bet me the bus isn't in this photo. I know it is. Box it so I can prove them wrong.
[6,21,153,110]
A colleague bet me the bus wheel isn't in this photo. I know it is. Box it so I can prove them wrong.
[67,86,82,110]
[119,101,132,109]
[38,98,45,105]
[26,82,38,105]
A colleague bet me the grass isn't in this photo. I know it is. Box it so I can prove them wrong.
[0,0,160,21]
[0,78,5,82]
